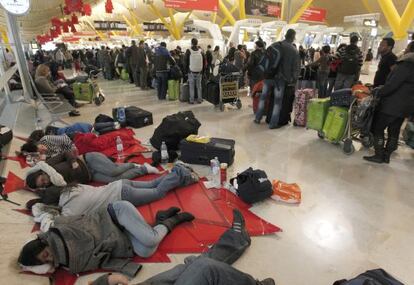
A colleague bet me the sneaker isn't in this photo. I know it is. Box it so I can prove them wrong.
[69,110,80,117]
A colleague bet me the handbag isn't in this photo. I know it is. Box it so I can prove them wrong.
[230,167,273,204]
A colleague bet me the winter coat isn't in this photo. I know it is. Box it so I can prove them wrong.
[154,46,175,72]
[127,45,140,66]
[377,52,414,118]
[278,40,300,84]
[38,206,140,277]
[73,128,138,157]
[45,152,91,185]
[137,46,147,68]
[35,76,57,94]
[246,48,265,81]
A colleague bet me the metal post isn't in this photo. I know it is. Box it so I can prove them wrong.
[5,12,32,102]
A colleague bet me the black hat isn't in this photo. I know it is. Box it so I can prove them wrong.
[26,171,43,189]
[18,239,48,266]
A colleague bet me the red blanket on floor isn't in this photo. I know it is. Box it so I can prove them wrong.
[73,128,148,157]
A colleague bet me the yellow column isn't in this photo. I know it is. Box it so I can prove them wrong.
[280,0,286,21]
[179,12,193,31]
[122,15,140,36]
[168,8,181,39]
[289,0,314,24]
[148,4,179,40]
[219,0,237,26]
[361,0,374,13]
[219,2,238,27]
[239,0,246,19]
[211,12,217,24]
[398,0,414,39]
[377,0,401,38]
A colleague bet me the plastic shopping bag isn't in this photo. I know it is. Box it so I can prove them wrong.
[271,180,302,204]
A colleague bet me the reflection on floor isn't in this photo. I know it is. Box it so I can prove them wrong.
[0,68,413,285]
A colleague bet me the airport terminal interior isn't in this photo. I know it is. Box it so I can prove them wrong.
[0,0,413,284]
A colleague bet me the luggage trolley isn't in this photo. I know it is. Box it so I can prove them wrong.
[218,72,242,112]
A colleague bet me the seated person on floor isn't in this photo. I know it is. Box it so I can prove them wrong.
[18,201,195,276]
[44,123,93,136]
[27,163,199,231]
[89,209,275,285]
[25,151,160,188]
[34,64,82,116]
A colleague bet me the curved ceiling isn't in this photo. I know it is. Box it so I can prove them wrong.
[0,0,412,41]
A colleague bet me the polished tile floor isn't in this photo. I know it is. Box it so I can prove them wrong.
[0,70,413,285]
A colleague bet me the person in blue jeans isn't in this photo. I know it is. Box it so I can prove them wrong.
[154,42,176,100]
[185,38,205,104]
[89,209,275,285]
[254,29,300,129]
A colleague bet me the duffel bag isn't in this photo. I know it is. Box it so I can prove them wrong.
[333,268,404,285]
[331,88,354,107]
[150,111,201,150]
[230,167,273,204]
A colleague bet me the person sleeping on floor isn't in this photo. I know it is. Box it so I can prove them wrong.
[18,201,195,277]
[25,151,160,189]
[26,163,199,232]
[19,209,275,285]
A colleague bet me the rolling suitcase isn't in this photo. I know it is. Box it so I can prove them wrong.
[267,85,296,126]
[204,81,220,105]
[124,106,153,129]
[73,82,94,103]
[121,68,129,81]
[293,88,316,127]
[306,98,330,131]
[180,137,235,166]
[322,106,348,143]
[168,80,180,101]
[180,83,190,102]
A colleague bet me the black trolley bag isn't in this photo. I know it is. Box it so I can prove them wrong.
[124,106,153,129]
[333,268,404,285]
[179,137,235,166]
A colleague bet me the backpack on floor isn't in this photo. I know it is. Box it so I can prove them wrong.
[230,167,273,204]
[333,268,404,285]
[150,111,201,150]
[0,125,13,147]
[258,42,283,79]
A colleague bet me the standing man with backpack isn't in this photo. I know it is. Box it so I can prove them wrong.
[334,35,363,90]
[254,29,300,129]
[154,42,176,100]
[185,38,205,104]
[137,40,148,90]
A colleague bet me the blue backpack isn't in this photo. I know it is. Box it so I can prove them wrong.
[258,42,283,79]
[333,269,404,285]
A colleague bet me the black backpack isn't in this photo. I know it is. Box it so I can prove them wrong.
[150,111,201,150]
[258,42,283,79]
[94,114,115,124]
[339,45,361,75]
[230,167,273,204]
[333,269,404,285]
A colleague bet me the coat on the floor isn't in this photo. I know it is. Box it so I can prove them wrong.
[38,206,140,277]
[44,152,91,185]
[378,52,414,118]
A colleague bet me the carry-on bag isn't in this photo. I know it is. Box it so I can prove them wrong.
[180,83,190,102]
[230,167,273,204]
[73,82,94,103]
[403,120,414,149]
[333,268,404,285]
[180,137,235,166]
[124,106,153,129]
[0,125,13,147]
[293,88,316,127]
[150,111,201,150]
[331,88,354,107]
[322,106,348,143]
[306,98,331,131]
[266,85,296,126]
[121,68,129,81]
[204,81,220,105]
[168,80,180,101]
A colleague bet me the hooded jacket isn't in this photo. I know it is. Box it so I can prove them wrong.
[154,46,175,72]
[377,52,414,118]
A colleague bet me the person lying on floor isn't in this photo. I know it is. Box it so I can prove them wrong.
[25,151,159,189]
[89,209,275,285]
[27,163,198,231]
[18,201,195,277]
[45,122,122,136]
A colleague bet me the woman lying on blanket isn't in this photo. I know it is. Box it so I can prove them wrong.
[25,151,160,189]
[18,201,195,276]
[27,163,199,232]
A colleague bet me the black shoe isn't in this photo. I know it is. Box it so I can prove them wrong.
[155,207,181,224]
[160,212,195,232]
[363,136,385,164]
[384,137,399,164]
[257,278,275,285]
[69,110,80,117]
[253,119,260,124]
[363,154,384,164]
[232,209,251,245]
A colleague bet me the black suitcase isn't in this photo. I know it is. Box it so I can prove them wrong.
[0,125,13,147]
[180,137,235,166]
[124,106,153,128]
[266,85,295,126]
[204,81,220,105]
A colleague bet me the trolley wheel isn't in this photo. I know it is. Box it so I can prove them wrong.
[236,100,242,110]
[317,131,324,139]
[94,94,104,106]
[361,133,374,148]
[219,102,225,112]
[343,138,355,155]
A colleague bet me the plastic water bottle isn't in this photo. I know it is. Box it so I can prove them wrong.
[116,136,124,161]
[210,157,221,187]
[161,141,169,164]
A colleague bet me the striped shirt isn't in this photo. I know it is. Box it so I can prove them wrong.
[39,135,74,158]
[336,44,364,70]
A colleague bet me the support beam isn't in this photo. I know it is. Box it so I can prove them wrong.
[122,15,140,36]
[280,0,286,21]
[398,0,414,38]
[168,8,180,39]
[377,0,402,38]
[211,12,217,24]
[239,0,246,19]
[148,4,179,40]
[179,12,193,31]
[289,0,314,24]
[219,2,238,27]
[219,0,237,26]
[361,0,374,13]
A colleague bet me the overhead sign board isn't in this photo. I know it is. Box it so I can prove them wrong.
[165,0,218,12]
[94,21,127,31]
[245,0,281,18]
[0,0,31,15]
[299,7,326,23]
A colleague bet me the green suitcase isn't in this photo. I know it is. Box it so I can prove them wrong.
[307,98,330,131]
[322,106,348,143]
[168,80,180,101]
[121,68,129,81]
[73,82,94,103]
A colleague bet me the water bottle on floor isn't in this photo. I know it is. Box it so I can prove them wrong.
[116,136,124,161]
[161,141,169,164]
[210,157,221,188]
